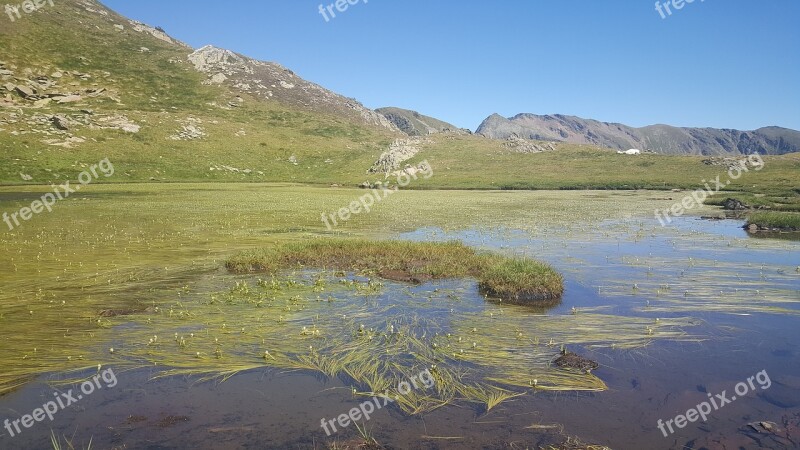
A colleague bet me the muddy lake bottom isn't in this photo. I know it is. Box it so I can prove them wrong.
[0,185,798,450]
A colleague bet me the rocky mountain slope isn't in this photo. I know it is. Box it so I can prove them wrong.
[188,45,396,131]
[376,107,469,136]
[476,113,800,155]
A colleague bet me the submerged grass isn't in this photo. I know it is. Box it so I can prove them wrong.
[87,271,702,414]
[225,239,564,304]
[597,254,800,316]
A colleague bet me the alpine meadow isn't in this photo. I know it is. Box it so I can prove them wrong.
[1,1,799,449]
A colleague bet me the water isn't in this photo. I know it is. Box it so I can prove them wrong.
[1,186,799,449]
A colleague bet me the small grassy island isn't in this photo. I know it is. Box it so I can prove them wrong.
[745,212,800,233]
[226,239,564,305]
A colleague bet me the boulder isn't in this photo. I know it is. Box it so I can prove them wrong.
[14,85,35,98]
[50,115,72,130]
[56,95,83,104]
[722,198,748,210]
[553,351,599,372]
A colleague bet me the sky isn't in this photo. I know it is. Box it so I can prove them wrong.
[100,0,800,132]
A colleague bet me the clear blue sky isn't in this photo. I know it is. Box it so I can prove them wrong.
[100,0,800,131]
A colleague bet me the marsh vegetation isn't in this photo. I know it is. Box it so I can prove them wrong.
[0,184,798,448]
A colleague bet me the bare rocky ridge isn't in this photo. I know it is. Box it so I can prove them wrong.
[376,107,470,136]
[186,45,398,131]
[477,113,800,155]
[77,0,192,48]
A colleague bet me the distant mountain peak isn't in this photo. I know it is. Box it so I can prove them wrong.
[376,107,469,136]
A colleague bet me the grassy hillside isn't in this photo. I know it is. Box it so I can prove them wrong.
[406,135,800,193]
[0,0,397,185]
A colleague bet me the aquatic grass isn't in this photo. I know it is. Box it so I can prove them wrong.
[49,430,93,450]
[226,239,564,304]
[447,311,700,393]
[599,254,800,315]
[353,422,381,449]
[226,239,479,275]
[477,257,564,304]
[81,271,704,414]
[458,384,527,411]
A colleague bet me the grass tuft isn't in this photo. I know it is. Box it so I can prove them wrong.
[226,239,564,304]
[746,212,800,231]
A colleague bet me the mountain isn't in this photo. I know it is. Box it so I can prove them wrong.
[376,107,469,136]
[1,0,797,191]
[188,45,396,131]
[476,113,800,155]
[0,0,400,185]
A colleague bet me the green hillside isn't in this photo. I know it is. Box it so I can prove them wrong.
[0,0,397,185]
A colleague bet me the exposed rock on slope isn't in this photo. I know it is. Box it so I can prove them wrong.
[77,0,191,48]
[376,107,469,136]
[128,20,187,46]
[502,134,557,153]
[368,137,429,174]
[477,113,800,155]
[187,46,397,131]
[0,59,139,148]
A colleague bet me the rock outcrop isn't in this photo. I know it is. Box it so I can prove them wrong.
[502,134,557,153]
[368,138,429,174]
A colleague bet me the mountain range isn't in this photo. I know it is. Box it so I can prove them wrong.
[475,113,800,155]
[0,0,798,189]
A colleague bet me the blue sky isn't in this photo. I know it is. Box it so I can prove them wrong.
[100,0,800,131]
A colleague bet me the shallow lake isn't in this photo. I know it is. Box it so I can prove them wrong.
[0,185,798,449]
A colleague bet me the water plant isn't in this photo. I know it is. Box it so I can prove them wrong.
[225,239,564,304]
